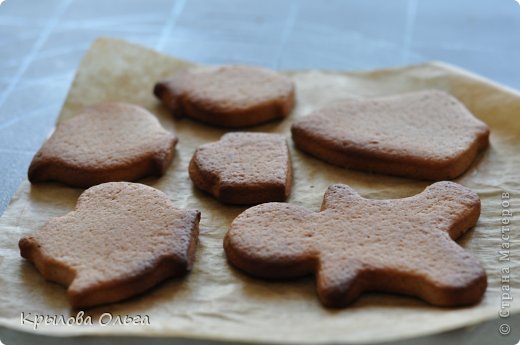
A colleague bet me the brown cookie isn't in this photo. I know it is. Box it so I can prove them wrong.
[291,90,490,180]
[224,181,487,308]
[189,132,292,205]
[19,182,200,309]
[154,65,295,128]
[28,102,177,188]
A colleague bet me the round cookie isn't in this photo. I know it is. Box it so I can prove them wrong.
[19,182,200,309]
[189,132,292,205]
[154,65,295,128]
[224,181,487,308]
[291,90,490,180]
[28,102,177,188]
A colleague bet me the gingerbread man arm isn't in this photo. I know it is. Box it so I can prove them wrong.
[320,184,362,211]
[414,181,481,239]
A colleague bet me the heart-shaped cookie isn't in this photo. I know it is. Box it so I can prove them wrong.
[189,132,292,204]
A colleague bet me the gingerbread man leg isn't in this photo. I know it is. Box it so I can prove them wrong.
[315,255,364,307]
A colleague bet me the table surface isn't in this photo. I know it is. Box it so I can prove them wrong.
[1,1,519,344]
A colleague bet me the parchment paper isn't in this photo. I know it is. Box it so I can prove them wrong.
[0,37,518,344]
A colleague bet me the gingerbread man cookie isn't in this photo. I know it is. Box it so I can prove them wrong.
[154,65,295,128]
[291,90,490,180]
[189,132,292,204]
[224,181,487,307]
[19,182,200,308]
[28,102,177,187]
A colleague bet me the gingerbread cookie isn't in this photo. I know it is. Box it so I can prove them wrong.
[291,90,490,180]
[28,102,177,187]
[189,132,292,204]
[154,65,295,128]
[224,181,487,307]
[19,182,200,308]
